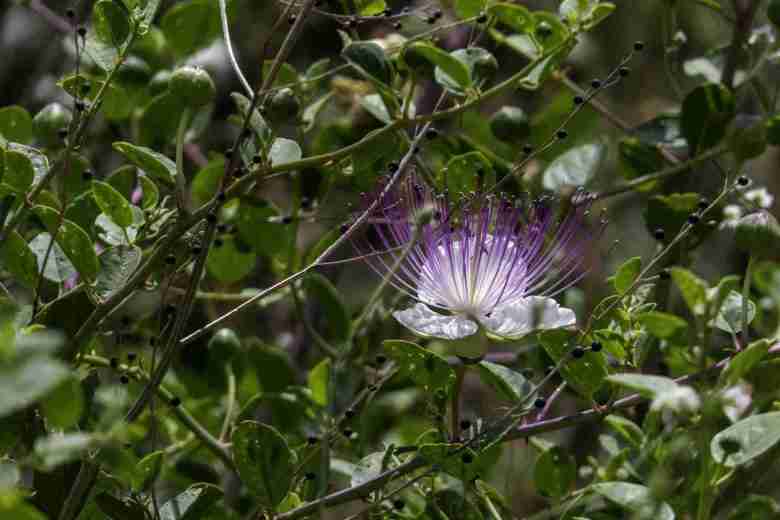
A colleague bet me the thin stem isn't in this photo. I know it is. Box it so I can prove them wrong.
[741,255,754,346]
[451,365,466,442]
[218,0,253,96]
[175,108,191,215]
[220,364,237,442]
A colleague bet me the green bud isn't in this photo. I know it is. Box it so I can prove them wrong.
[149,70,173,96]
[33,103,72,147]
[766,115,780,146]
[265,88,300,124]
[168,66,216,107]
[208,328,242,365]
[768,0,780,29]
[735,210,780,259]
[116,56,152,84]
[490,106,531,142]
[472,52,498,85]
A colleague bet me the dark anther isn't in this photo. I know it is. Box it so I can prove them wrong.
[82,169,93,181]
[170,396,181,407]
[556,130,568,140]
[477,12,488,23]
[340,223,349,233]
[461,453,474,464]
[66,8,76,18]
[75,101,85,112]
[572,346,585,359]
[534,397,546,409]
[214,238,224,248]
[459,419,471,430]
[252,154,262,164]
[119,374,130,384]
[687,213,700,225]
[206,213,218,224]
[590,79,602,89]
[77,26,87,37]
[307,436,318,445]
[522,144,533,155]
[375,354,387,365]
[590,341,602,352]
[110,357,119,369]
[698,198,710,210]
[165,254,176,265]
[618,66,631,77]
[633,41,645,51]
[127,352,137,362]
[737,175,749,186]
[392,500,405,511]
[659,268,671,280]
[342,428,353,438]
[426,127,439,139]
[433,211,442,221]
[653,228,665,240]
[304,472,316,480]
[573,95,584,105]
[216,191,226,202]
[192,245,202,255]
[345,408,356,419]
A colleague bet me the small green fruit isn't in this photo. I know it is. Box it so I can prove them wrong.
[401,45,434,75]
[472,52,498,84]
[266,88,300,124]
[33,103,72,147]
[168,66,216,107]
[149,70,173,96]
[208,328,242,365]
[490,106,531,142]
[735,210,780,259]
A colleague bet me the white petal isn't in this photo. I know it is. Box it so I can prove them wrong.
[393,303,478,340]
[481,296,576,339]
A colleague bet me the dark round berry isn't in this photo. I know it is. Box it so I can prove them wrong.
[225,148,234,159]
[425,127,439,139]
[80,82,91,95]
[120,316,131,327]
[119,375,130,384]
[109,357,119,369]
[687,213,700,225]
[618,66,631,77]
[127,352,137,362]
[75,101,85,112]
[304,472,316,480]
[572,346,585,359]
[461,453,474,464]
[633,41,645,51]
[165,254,176,265]
[477,12,488,23]
[522,144,534,155]
[81,169,93,181]
[288,14,296,24]
[206,213,218,224]
[77,26,87,37]
[252,154,262,164]
[66,8,75,18]
[653,228,665,240]
[459,419,472,430]
[216,191,226,202]
[433,9,443,19]
[340,223,349,233]
[573,95,584,105]
[282,216,293,224]
[698,198,709,210]
[590,341,602,352]
[345,408,356,419]
[342,428,353,438]
[737,175,750,186]
[192,246,202,255]
[426,16,436,24]
[214,238,224,248]
[393,499,405,511]
[534,397,546,409]
[388,161,399,172]
[556,130,568,140]
[375,354,387,365]
[394,21,402,30]
[307,436,318,445]
[659,268,671,280]
[170,396,181,407]
[590,79,602,89]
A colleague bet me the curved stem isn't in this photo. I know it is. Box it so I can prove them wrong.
[175,108,191,215]
[741,255,754,346]
[218,0,253,96]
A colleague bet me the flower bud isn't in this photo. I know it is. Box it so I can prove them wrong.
[490,106,531,142]
[168,66,216,107]
[735,210,780,259]
[33,103,72,147]
[208,327,241,364]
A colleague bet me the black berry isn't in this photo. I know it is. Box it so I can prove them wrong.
[459,419,471,430]
[590,79,602,89]
[590,341,602,352]
[653,228,665,240]
[633,41,645,51]
[572,346,585,359]
[737,175,749,186]
[534,397,546,409]
[556,130,568,140]
[109,357,119,369]
[170,396,181,407]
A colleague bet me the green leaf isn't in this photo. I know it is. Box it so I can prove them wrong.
[235,197,289,257]
[158,484,222,520]
[535,446,576,498]
[261,60,298,88]
[231,93,270,142]
[0,231,38,288]
[618,137,665,191]
[455,0,487,19]
[643,192,701,241]
[84,28,119,71]
[132,450,164,492]
[489,3,534,34]
[307,358,331,407]
[582,2,616,29]
[342,41,393,86]
[729,495,780,519]
[606,373,679,398]
[138,91,185,145]
[232,421,295,509]
[531,11,570,50]
[383,339,456,396]
[34,432,96,471]
[722,339,771,385]
[93,0,131,47]
[138,174,159,209]
[360,93,392,124]
[637,311,688,339]
[444,151,495,197]
[713,290,756,334]
[269,138,302,166]
[613,256,641,294]
[303,274,351,347]
[542,142,605,192]
[0,355,70,418]
[28,233,77,283]
[0,106,32,143]
[711,412,780,467]
[476,360,532,403]
[59,75,133,122]
[0,495,46,520]
[113,141,176,184]
[604,414,645,448]
[96,246,142,302]
[92,180,133,228]
[670,267,709,316]
[34,207,100,282]
[681,83,736,155]
[39,376,84,429]
[3,149,35,193]
[539,329,607,399]
[95,492,149,520]
[435,47,497,95]
[405,42,470,90]
[206,237,257,284]
[160,0,221,56]
[591,482,675,520]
